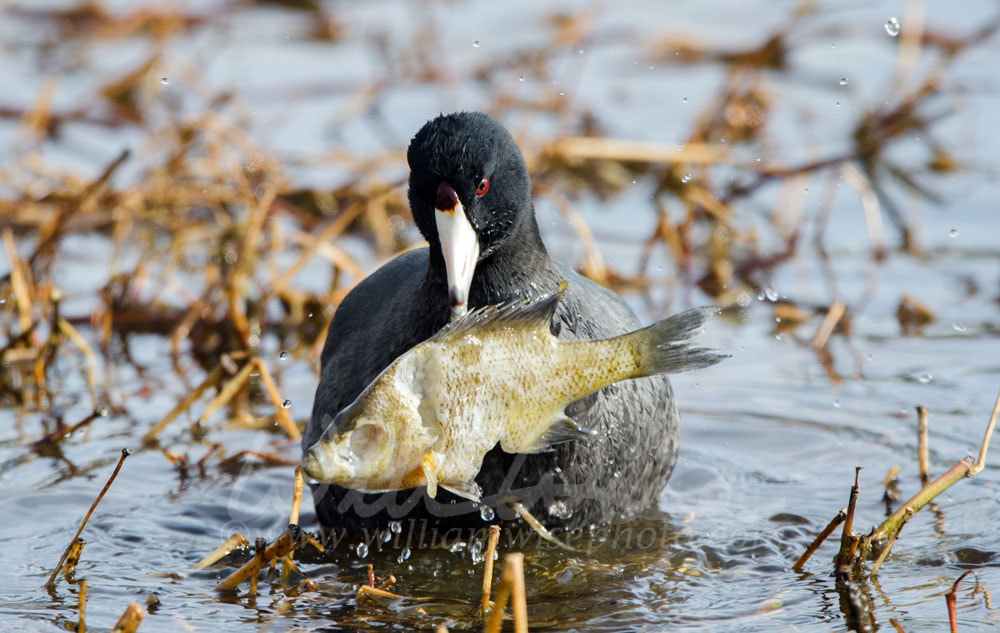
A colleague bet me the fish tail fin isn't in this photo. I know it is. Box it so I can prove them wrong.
[631,307,729,378]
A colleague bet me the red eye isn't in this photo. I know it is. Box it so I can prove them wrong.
[476,178,489,196]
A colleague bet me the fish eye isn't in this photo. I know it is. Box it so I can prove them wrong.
[476,178,489,196]
[349,421,385,462]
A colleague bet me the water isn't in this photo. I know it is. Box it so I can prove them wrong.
[2,0,999,631]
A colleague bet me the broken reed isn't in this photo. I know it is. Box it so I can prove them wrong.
[46,448,131,589]
[795,390,1000,576]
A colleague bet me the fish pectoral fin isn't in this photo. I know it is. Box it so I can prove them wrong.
[440,480,482,503]
[509,500,578,552]
[505,413,598,454]
[420,453,439,499]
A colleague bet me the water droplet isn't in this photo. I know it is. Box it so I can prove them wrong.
[397,547,411,563]
[949,228,958,238]
[681,173,692,183]
[885,17,900,37]
[681,97,688,104]
[470,539,485,563]
[952,323,967,333]
[833,400,841,408]
[389,520,402,534]
[755,156,761,163]
[916,373,933,384]
[835,101,841,107]
[764,286,778,301]
[381,529,392,544]
[279,350,288,360]
[804,187,809,193]
[160,77,169,85]
[839,77,848,86]
[578,48,584,54]
[480,505,495,521]
[449,540,466,553]
[473,40,480,47]
[559,91,565,96]
[98,407,109,417]
[774,333,784,341]
[281,399,292,409]
[548,500,572,519]
[518,75,525,82]
[356,542,368,558]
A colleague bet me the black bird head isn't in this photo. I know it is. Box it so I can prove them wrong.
[407,112,535,315]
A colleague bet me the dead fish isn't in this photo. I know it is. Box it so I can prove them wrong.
[302,282,727,502]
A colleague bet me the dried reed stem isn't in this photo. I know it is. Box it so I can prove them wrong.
[946,570,975,633]
[62,538,86,582]
[2,228,33,333]
[76,579,87,633]
[253,358,300,439]
[215,525,317,591]
[811,301,845,350]
[142,366,224,443]
[545,137,728,165]
[111,603,144,633]
[46,448,131,588]
[917,406,930,486]
[481,525,501,615]
[199,360,254,423]
[793,508,847,571]
[57,317,98,397]
[289,466,304,526]
[249,537,266,597]
[356,585,407,601]
[870,507,913,576]
[836,467,862,569]
[190,533,249,573]
[485,553,528,633]
[280,466,305,585]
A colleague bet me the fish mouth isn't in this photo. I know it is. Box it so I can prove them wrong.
[302,440,352,484]
[434,181,479,318]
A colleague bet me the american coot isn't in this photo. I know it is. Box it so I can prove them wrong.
[305,111,698,531]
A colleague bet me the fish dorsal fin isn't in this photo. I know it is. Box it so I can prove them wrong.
[433,281,568,341]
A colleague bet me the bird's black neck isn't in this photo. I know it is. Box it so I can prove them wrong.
[472,212,555,305]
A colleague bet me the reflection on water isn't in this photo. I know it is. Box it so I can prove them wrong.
[2,0,1000,631]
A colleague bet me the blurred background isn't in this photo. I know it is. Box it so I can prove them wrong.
[1,1,999,631]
